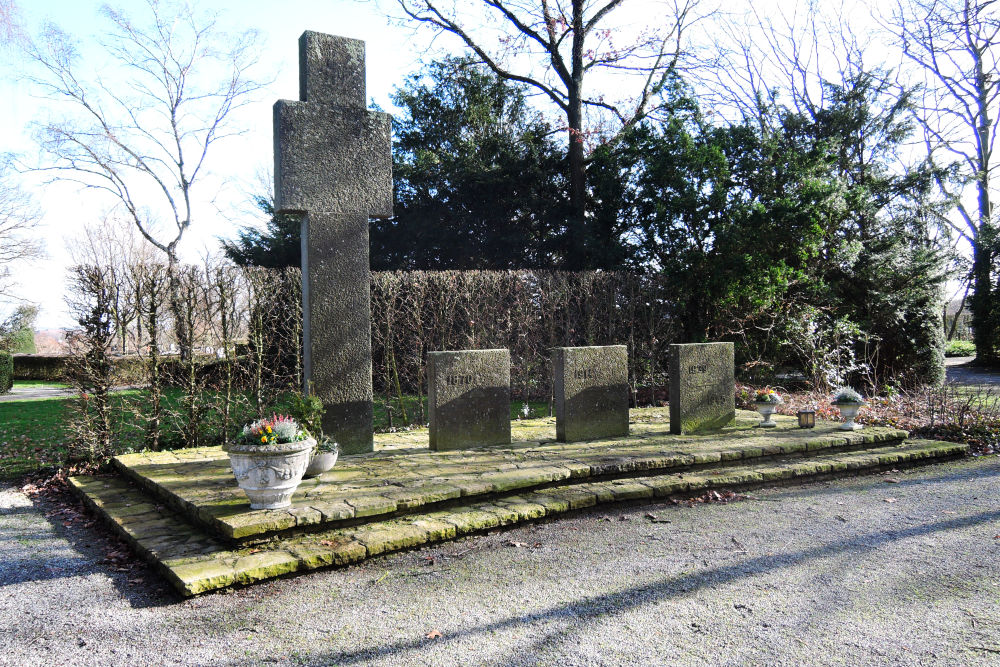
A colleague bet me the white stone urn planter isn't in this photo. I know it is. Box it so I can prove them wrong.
[833,402,864,431]
[304,443,339,478]
[225,437,315,510]
[755,402,779,428]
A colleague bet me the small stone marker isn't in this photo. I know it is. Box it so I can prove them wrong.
[669,342,735,434]
[553,345,629,442]
[273,31,392,454]
[428,350,511,451]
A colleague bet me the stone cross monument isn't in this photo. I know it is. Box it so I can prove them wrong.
[273,31,392,454]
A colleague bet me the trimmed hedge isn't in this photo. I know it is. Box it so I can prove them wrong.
[13,354,70,381]
[0,352,12,394]
[14,354,148,384]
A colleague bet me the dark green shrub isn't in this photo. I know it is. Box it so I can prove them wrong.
[944,340,976,357]
[0,352,12,393]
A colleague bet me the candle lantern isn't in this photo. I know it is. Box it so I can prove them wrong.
[797,410,816,429]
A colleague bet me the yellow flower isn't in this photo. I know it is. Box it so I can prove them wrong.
[260,435,268,443]
[265,425,273,433]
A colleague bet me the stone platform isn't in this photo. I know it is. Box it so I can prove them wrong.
[69,409,967,596]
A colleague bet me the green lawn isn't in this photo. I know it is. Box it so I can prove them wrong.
[0,395,74,480]
[0,390,553,481]
[13,379,72,389]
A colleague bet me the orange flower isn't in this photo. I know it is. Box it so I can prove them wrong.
[260,435,268,443]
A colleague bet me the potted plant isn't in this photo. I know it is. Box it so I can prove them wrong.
[304,436,339,478]
[289,390,339,478]
[831,386,865,431]
[754,388,782,428]
[225,415,315,510]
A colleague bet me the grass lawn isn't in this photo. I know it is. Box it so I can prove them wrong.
[0,389,553,482]
[0,395,74,481]
[12,379,72,389]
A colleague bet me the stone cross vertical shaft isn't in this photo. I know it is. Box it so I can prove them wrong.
[273,31,392,454]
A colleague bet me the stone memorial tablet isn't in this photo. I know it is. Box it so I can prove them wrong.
[553,345,629,442]
[669,342,735,434]
[274,31,392,454]
[428,350,511,451]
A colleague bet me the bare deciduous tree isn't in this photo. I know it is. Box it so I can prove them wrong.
[0,164,43,298]
[396,0,708,268]
[885,0,1000,361]
[26,0,268,354]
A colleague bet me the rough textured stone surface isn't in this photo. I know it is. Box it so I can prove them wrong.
[112,409,914,542]
[553,345,629,442]
[71,436,967,596]
[428,349,511,451]
[301,211,373,453]
[670,342,735,434]
[274,33,392,216]
[273,32,393,455]
[273,104,392,216]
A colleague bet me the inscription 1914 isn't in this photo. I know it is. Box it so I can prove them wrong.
[446,375,475,386]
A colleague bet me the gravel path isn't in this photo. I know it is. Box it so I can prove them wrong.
[945,357,1000,387]
[2,457,999,666]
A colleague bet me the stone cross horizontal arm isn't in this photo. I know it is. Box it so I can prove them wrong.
[273,31,392,218]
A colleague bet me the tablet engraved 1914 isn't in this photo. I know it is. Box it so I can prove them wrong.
[670,343,735,434]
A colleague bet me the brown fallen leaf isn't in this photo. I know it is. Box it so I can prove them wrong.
[883,498,897,503]
[319,540,336,547]
[425,629,443,640]
[507,540,529,548]
[884,478,901,484]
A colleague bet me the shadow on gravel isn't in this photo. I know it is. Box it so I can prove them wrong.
[19,493,179,609]
[0,556,100,588]
[762,458,1000,501]
[295,508,1000,665]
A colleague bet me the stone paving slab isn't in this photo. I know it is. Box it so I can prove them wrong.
[71,438,967,596]
[112,409,909,542]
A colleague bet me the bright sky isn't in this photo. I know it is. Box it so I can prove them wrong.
[0,0,979,329]
[2,0,433,329]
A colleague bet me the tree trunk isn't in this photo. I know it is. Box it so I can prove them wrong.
[565,0,587,271]
[970,234,996,364]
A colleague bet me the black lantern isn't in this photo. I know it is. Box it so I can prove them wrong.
[797,410,816,428]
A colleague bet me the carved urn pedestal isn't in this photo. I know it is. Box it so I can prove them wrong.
[224,438,315,510]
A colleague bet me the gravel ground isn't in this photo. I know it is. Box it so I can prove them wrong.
[945,357,1000,387]
[2,456,1000,666]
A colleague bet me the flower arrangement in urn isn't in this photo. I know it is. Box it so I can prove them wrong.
[754,388,782,428]
[831,386,865,431]
[225,415,315,510]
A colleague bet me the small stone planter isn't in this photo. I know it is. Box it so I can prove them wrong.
[755,402,779,428]
[304,445,339,478]
[225,438,315,510]
[833,402,864,431]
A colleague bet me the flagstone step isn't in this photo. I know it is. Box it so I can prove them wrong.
[69,438,967,597]
[110,414,909,544]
